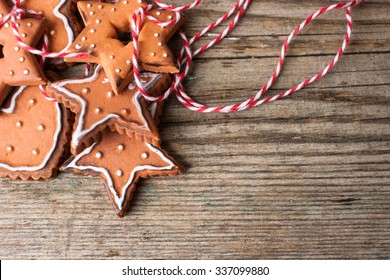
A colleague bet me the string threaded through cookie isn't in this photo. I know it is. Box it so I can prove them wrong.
[1,0,88,60]
[1,0,89,101]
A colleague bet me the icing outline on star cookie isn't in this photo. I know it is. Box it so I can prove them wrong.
[8,0,76,52]
[49,65,164,152]
[63,141,177,212]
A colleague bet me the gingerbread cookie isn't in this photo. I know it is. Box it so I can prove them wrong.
[64,0,147,94]
[62,128,183,217]
[64,0,184,94]
[46,65,171,154]
[0,1,47,105]
[136,8,185,74]
[7,0,83,69]
[0,85,71,180]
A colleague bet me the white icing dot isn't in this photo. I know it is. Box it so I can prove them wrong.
[21,33,27,38]
[116,170,124,177]
[118,145,125,151]
[123,0,128,4]
[75,44,82,49]
[111,7,116,12]
[82,36,87,41]
[50,30,55,36]
[121,109,129,115]
[115,68,121,73]
[4,23,9,28]
[19,57,25,62]
[32,149,39,155]
[126,60,131,65]
[0,14,3,18]
[151,52,156,56]
[27,22,33,27]
[154,33,159,37]
[168,15,173,19]
[95,152,103,159]
[87,3,92,8]
[89,11,95,16]
[90,29,96,33]
[14,46,20,52]
[96,19,101,24]
[138,0,142,3]
[110,55,115,60]
[38,125,45,131]
[82,88,90,94]
[158,42,163,46]
[8,70,14,76]
[16,23,20,28]
[95,108,102,113]
[163,53,168,57]
[141,152,149,159]
[107,91,114,98]
[23,69,30,75]
[156,11,161,16]
[90,44,96,48]
[98,5,103,9]
[16,122,22,127]
[6,146,14,152]
[29,99,36,104]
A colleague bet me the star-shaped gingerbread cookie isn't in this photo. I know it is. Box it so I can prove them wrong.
[62,129,183,217]
[46,65,171,154]
[0,1,47,105]
[7,0,83,69]
[64,0,184,94]
[136,8,185,74]
[64,0,147,94]
[7,0,81,53]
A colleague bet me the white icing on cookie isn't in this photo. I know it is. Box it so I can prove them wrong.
[0,86,25,114]
[0,86,63,172]
[64,143,176,210]
[149,102,158,119]
[54,0,75,50]
[51,65,162,149]
[10,0,74,51]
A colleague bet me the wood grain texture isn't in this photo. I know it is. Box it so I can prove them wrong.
[0,0,389,259]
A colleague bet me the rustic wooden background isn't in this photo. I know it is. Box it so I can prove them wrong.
[0,0,389,259]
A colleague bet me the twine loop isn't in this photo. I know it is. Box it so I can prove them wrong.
[130,0,366,113]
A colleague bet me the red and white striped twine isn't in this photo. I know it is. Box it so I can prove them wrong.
[131,0,366,113]
[38,29,57,102]
[154,0,201,12]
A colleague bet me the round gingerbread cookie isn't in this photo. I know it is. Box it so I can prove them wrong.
[0,85,72,180]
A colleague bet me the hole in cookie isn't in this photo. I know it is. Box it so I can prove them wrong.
[117,32,132,44]
[0,44,4,59]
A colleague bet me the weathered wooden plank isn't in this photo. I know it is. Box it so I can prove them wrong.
[0,0,389,260]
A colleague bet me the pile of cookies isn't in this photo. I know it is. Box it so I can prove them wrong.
[0,0,184,217]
